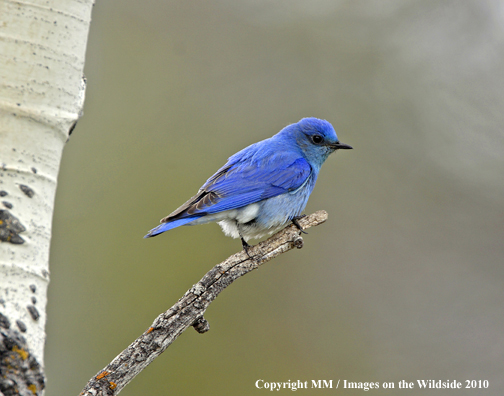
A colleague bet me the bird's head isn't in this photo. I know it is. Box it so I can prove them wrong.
[290,117,352,167]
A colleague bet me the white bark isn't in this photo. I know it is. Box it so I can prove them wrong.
[0,0,94,393]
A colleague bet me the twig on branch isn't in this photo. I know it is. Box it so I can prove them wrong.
[79,210,328,395]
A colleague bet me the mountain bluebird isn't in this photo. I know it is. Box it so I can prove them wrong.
[145,117,352,250]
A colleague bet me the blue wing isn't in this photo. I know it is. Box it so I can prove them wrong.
[145,144,312,238]
[167,150,311,219]
[197,157,311,214]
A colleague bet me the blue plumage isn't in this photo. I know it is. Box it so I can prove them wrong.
[145,117,352,249]
[145,217,202,237]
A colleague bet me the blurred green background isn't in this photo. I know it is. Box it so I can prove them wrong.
[46,1,504,395]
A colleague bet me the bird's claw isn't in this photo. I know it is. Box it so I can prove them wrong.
[291,216,308,234]
[241,238,253,259]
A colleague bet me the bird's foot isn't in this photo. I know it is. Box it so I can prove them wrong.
[241,238,253,258]
[291,215,308,234]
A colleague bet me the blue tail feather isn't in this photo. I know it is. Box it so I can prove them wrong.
[144,216,202,238]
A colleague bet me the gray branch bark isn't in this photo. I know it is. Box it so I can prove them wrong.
[79,210,328,395]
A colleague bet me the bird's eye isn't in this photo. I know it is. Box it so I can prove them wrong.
[311,135,323,144]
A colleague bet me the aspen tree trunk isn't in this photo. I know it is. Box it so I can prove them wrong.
[0,1,94,394]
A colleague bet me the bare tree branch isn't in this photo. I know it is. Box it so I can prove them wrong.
[79,210,328,395]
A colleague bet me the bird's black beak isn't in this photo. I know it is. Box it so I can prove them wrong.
[330,142,353,150]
